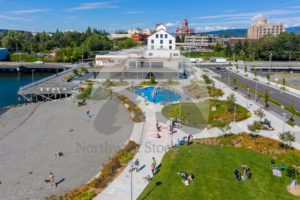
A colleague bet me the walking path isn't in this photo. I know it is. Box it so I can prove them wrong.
[95,67,300,200]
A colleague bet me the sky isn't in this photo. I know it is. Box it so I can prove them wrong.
[1,0,300,33]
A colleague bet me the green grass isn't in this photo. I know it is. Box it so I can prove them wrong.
[162,100,250,128]
[138,144,300,200]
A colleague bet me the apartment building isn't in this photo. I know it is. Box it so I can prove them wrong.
[247,17,285,39]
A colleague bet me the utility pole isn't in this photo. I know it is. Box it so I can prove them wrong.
[282,113,287,132]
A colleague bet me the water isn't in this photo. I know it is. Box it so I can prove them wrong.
[0,72,53,113]
[133,86,181,103]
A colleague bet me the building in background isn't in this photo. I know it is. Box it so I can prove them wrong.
[0,48,9,61]
[176,18,195,39]
[146,24,180,58]
[247,17,285,39]
[184,35,217,49]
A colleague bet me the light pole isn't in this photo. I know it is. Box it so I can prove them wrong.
[130,162,134,200]
[269,52,272,73]
[234,103,237,123]
[227,71,231,87]
[247,87,250,108]
[255,82,258,102]
[282,113,287,132]
[31,69,34,83]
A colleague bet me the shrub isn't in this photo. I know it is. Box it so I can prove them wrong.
[286,166,298,178]
[279,131,295,148]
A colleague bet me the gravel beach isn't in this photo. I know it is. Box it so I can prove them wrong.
[0,98,133,200]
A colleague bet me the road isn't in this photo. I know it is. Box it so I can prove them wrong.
[209,67,300,125]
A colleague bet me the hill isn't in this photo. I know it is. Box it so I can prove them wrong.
[200,26,300,37]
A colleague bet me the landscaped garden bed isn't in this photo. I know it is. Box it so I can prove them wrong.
[47,141,140,200]
[117,95,145,123]
[162,100,251,128]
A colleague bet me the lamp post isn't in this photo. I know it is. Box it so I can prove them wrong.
[282,113,287,133]
[247,87,250,108]
[31,69,34,83]
[255,82,258,102]
[269,52,272,73]
[130,162,134,200]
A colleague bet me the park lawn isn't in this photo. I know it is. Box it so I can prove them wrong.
[162,100,250,128]
[138,144,300,200]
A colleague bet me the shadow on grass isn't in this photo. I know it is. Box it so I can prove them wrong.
[140,181,162,200]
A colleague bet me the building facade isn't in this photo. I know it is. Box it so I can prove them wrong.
[184,35,217,48]
[146,24,180,58]
[176,18,194,37]
[247,17,285,39]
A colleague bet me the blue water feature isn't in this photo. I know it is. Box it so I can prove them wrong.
[133,86,181,103]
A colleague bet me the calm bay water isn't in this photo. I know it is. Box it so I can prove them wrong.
[0,72,53,114]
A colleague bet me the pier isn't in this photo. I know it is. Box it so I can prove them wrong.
[0,62,73,73]
[18,65,80,103]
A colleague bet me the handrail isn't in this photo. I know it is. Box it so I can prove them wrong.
[19,65,79,91]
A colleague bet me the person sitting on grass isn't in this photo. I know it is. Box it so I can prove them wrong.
[156,133,161,138]
[188,173,195,181]
[234,169,241,181]
[246,168,252,180]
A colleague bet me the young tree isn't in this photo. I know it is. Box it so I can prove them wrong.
[279,131,295,148]
[264,90,269,108]
[282,78,286,86]
[266,73,270,82]
[244,65,247,74]
[254,68,257,77]
[290,101,296,122]
[227,93,236,113]
[232,78,238,89]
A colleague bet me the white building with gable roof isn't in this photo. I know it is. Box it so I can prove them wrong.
[145,24,180,58]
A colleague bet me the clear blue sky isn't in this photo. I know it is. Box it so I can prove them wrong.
[1,0,300,32]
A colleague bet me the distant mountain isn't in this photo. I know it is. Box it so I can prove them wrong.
[199,26,300,37]
[0,29,8,33]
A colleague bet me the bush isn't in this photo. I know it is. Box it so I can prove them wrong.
[202,74,213,84]
[286,166,298,178]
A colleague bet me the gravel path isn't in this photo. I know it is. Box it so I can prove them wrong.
[0,99,133,200]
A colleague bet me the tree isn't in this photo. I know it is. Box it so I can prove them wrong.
[214,42,222,52]
[290,101,296,122]
[266,73,270,82]
[244,65,247,74]
[227,93,236,113]
[264,90,269,108]
[232,78,237,89]
[224,44,232,57]
[254,108,265,120]
[279,131,295,148]
[282,78,286,86]
[254,68,257,77]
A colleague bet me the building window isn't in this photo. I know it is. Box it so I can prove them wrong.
[160,40,163,44]
[173,53,179,57]
[151,45,154,49]
[160,34,163,38]
[151,39,154,44]
[165,34,168,38]
[169,40,172,44]
[156,34,158,38]
[169,46,172,50]
[160,45,163,49]
[149,53,153,56]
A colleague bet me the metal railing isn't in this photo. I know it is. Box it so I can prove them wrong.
[19,65,79,91]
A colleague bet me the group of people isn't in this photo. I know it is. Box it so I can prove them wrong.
[179,171,195,186]
[177,134,193,146]
[234,163,252,181]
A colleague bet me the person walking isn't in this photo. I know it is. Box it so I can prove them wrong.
[135,159,140,172]
[48,172,55,187]
[151,157,157,175]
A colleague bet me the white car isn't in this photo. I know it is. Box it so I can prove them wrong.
[33,61,44,64]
